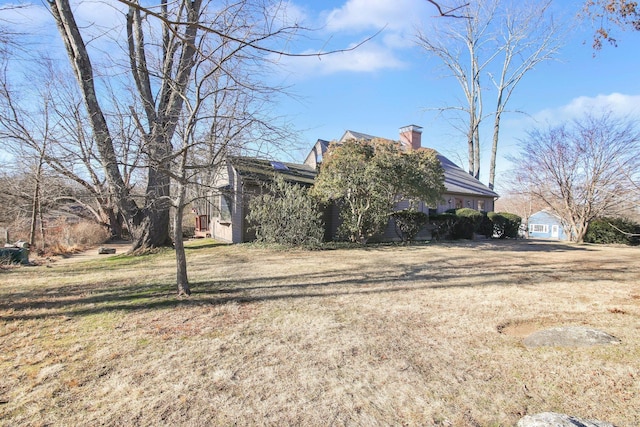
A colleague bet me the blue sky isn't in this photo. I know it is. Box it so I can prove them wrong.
[271,0,640,192]
[2,0,640,193]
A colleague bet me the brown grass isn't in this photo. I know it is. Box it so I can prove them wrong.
[1,240,639,426]
[4,219,111,257]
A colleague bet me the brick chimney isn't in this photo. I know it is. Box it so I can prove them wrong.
[399,125,423,151]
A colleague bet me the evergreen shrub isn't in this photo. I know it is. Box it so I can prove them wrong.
[451,208,492,239]
[429,213,456,241]
[391,210,429,243]
[584,217,640,245]
[488,212,522,239]
[248,176,324,247]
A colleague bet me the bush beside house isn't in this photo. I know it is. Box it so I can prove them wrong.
[584,217,640,245]
[312,139,446,244]
[391,210,430,243]
[430,209,521,241]
[488,212,522,239]
[247,176,324,247]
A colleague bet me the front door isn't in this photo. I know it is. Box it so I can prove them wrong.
[551,224,559,238]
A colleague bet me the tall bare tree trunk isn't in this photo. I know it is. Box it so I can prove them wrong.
[132,166,172,249]
[173,181,190,296]
[28,168,40,247]
[473,122,480,180]
[29,140,47,247]
[48,0,141,240]
[106,206,124,240]
[126,0,203,251]
[38,196,45,246]
[467,107,475,175]
[488,108,502,190]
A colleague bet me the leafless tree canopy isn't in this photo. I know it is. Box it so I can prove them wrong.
[510,112,640,242]
[3,0,474,293]
[417,0,561,190]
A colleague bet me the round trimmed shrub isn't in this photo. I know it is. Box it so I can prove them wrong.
[391,210,429,243]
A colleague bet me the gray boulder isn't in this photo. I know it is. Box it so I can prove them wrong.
[517,412,615,427]
[523,326,620,348]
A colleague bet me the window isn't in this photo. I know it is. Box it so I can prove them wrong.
[220,195,231,222]
[477,200,485,212]
[213,194,232,223]
[455,198,463,209]
[529,224,548,233]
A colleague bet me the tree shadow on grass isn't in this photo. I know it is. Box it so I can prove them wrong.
[431,239,596,252]
[1,250,631,322]
[488,239,595,252]
[184,240,229,250]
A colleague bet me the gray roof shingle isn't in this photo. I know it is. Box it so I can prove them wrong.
[230,156,316,186]
[437,154,499,198]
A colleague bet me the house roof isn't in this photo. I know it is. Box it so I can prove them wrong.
[529,208,563,221]
[437,154,499,198]
[231,128,500,199]
[229,156,316,186]
[313,129,499,199]
[316,139,331,152]
[341,130,377,142]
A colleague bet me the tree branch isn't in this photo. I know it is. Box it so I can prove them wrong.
[426,0,470,19]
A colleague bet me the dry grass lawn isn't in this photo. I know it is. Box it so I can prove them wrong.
[1,239,639,426]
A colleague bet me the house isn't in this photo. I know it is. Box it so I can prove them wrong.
[198,156,317,243]
[527,209,569,241]
[304,125,499,214]
[203,125,499,243]
[305,125,499,242]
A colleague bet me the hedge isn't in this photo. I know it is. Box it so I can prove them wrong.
[488,212,522,239]
[391,210,429,243]
[584,217,640,245]
[430,209,521,240]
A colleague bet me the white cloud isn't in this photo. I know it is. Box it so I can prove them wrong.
[269,1,309,28]
[274,41,407,76]
[532,93,640,125]
[277,0,435,77]
[1,3,53,34]
[324,0,429,33]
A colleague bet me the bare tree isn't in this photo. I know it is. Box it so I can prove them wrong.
[0,56,135,240]
[122,0,298,294]
[417,0,561,189]
[47,0,143,246]
[166,33,271,295]
[417,0,498,179]
[486,1,561,190]
[46,0,363,253]
[46,83,139,239]
[510,112,640,242]
[0,60,54,247]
